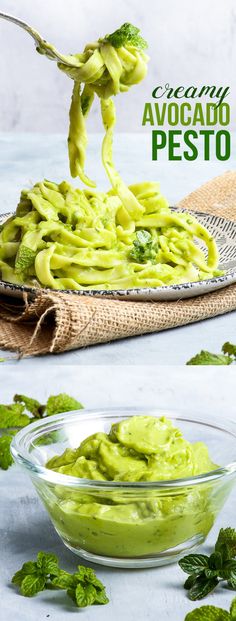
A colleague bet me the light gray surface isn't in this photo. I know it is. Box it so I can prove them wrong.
[0,133,236,365]
[1,365,236,621]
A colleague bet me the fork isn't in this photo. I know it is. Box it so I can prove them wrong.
[0,11,77,66]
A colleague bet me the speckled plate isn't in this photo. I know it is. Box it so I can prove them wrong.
[0,208,236,301]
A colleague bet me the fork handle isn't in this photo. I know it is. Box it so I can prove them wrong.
[0,11,36,36]
[0,11,77,66]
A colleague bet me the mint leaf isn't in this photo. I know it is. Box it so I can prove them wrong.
[208,552,223,570]
[204,550,226,580]
[0,433,14,469]
[228,576,236,590]
[130,230,157,264]
[0,393,83,435]
[21,561,38,575]
[186,350,233,365]
[12,562,38,586]
[215,528,236,559]
[185,605,230,620]
[184,575,198,590]
[14,394,45,418]
[220,560,236,581]
[0,404,30,428]
[230,598,236,619]
[20,574,46,597]
[15,245,36,274]
[67,565,109,607]
[94,587,109,605]
[73,583,97,607]
[75,565,104,590]
[36,552,59,576]
[106,23,148,50]
[46,393,83,416]
[188,576,219,601]
[222,342,236,358]
[179,554,209,575]
[51,570,75,589]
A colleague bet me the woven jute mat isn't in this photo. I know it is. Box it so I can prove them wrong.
[0,171,236,357]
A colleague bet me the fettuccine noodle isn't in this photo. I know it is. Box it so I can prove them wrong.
[0,24,222,290]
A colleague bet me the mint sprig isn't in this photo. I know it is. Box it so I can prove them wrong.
[186,342,236,365]
[0,392,84,470]
[12,552,59,597]
[179,528,236,600]
[12,553,109,608]
[106,23,148,50]
[52,565,109,607]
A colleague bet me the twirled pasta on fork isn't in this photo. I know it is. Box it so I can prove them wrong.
[0,24,222,290]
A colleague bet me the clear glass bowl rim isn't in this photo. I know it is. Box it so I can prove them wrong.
[11,407,236,490]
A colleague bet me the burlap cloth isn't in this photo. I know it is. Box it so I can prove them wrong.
[0,171,236,357]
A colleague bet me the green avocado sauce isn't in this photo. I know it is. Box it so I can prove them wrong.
[43,416,219,558]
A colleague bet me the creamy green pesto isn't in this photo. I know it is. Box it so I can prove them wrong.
[43,416,218,558]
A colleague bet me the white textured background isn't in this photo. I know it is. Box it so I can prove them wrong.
[0,0,235,132]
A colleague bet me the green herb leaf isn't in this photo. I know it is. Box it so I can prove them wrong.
[36,552,59,576]
[94,587,110,605]
[180,527,236,602]
[179,554,209,575]
[21,561,38,575]
[215,528,236,559]
[230,598,236,619]
[12,553,108,609]
[14,394,45,418]
[130,229,157,264]
[184,605,231,620]
[220,560,236,581]
[75,565,104,589]
[188,575,219,600]
[0,433,14,469]
[46,393,83,416]
[222,342,236,358]
[228,576,236,590]
[106,23,148,50]
[75,583,97,607]
[20,574,46,597]
[51,570,75,589]
[186,350,233,365]
[208,552,223,570]
[12,562,38,586]
[0,404,30,428]
[204,569,219,579]
[15,245,36,275]
[184,575,198,590]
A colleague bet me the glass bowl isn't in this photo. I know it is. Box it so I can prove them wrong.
[11,408,236,568]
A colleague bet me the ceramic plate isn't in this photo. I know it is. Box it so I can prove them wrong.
[0,208,236,301]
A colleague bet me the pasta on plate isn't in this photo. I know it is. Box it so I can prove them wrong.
[0,24,222,291]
